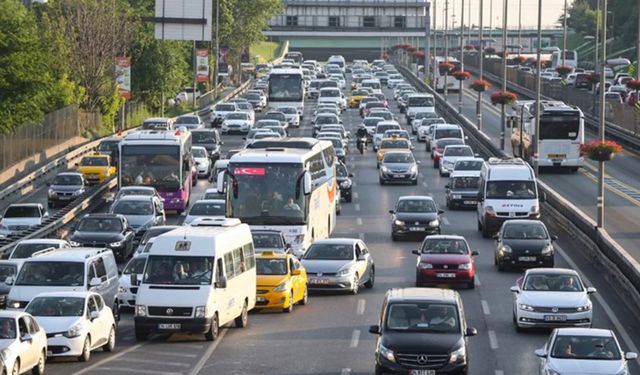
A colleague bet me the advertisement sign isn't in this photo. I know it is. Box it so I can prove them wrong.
[196,48,209,83]
[115,57,131,99]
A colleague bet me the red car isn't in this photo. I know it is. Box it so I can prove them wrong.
[412,235,478,289]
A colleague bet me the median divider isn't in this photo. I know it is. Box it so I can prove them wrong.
[397,64,640,311]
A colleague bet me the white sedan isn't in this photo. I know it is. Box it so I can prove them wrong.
[191,146,212,178]
[26,291,115,362]
[511,268,595,331]
[183,199,226,225]
[535,328,637,375]
[0,310,47,374]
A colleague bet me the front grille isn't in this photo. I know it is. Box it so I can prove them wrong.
[256,289,269,294]
[496,211,529,217]
[432,264,460,270]
[8,225,30,231]
[82,243,107,248]
[46,332,65,338]
[395,353,450,369]
[532,306,581,313]
[48,345,71,354]
[310,272,336,276]
[148,306,193,317]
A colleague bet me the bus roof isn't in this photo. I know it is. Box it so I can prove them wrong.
[122,130,190,145]
[149,224,251,257]
[269,68,303,76]
[231,139,333,164]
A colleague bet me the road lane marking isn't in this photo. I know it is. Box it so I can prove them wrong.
[474,274,482,286]
[495,371,505,375]
[190,329,229,374]
[357,299,366,315]
[350,329,360,348]
[442,217,450,226]
[356,217,363,225]
[340,369,351,375]
[557,246,640,365]
[99,368,182,375]
[119,358,191,367]
[488,330,499,349]
[353,192,359,199]
[422,182,429,188]
[358,233,365,240]
[354,203,361,211]
[73,343,147,375]
[145,350,198,358]
[481,300,491,315]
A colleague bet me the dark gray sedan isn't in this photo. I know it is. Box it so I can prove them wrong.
[390,196,444,240]
[379,151,419,185]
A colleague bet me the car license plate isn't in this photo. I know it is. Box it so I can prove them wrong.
[393,174,404,178]
[544,315,567,322]
[158,323,181,330]
[256,297,266,302]
[463,200,477,205]
[411,370,435,375]
[47,350,52,357]
[437,273,456,278]
[548,153,566,159]
[518,256,537,262]
[310,278,329,285]
[409,227,426,232]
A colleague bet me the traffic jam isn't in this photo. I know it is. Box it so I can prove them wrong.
[0,52,637,375]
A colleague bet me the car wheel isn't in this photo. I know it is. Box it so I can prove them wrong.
[204,313,219,341]
[235,301,249,327]
[497,259,506,272]
[283,292,294,313]
[113,300,120,323]
[412,179,418,185]
[364,267,375,288]
[32,351,45,375]
[481,225,492,239]
[467,278,475,289]
[134,326,148,341]
[345,194,352,203]
[78,336,91,362]
[379,178,385,185]
[375,364,385,375]
[11,360,19,375]
[299,286,308,306]
[103,325,116,352]
[351,274,360,295]
[477,220,483,231]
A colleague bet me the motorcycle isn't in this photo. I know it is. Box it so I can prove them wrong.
[356,137,367,154]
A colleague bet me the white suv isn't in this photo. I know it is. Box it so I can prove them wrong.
[0,204,48,237]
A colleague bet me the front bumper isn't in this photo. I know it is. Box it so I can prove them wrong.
[515,309,592,328]
[417,268,474,284]
[255,289,291,309]
[307,275,355,291]
[497,252,554,268]
[47,334,85,357]
[392,223,440,236]
[380,170,418,183]
[447,195,478,208]
[135,317,211,335]
[535,156,583,167]
[376,352,466,374]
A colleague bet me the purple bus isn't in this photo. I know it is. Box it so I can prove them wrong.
[118,129,193,213]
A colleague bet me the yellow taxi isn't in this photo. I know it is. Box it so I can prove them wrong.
[349,88,372,108]
[376,136,412,167]
[255,251,308,313]
[77,153,116,184]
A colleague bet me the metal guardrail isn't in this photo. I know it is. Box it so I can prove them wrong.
[397,64,640,298]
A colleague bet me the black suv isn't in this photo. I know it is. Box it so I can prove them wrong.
[494,219,556,271]
[69,214,135,262]
[336,162,353,203]
[369,288,477,375]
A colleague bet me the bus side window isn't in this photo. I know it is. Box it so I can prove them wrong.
[242,243,255,270]
[216,258,224,282]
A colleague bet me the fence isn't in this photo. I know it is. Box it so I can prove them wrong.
[0,105,102,172]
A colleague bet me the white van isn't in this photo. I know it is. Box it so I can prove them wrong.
[132,219,256,341]
[476,158,543,238]
[327,55,346,72]
[405,93,436,122]
[6,248,119,314]
[318,87,346,111]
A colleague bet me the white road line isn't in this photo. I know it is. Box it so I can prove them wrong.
[422,182,428,188]
[442,217,450,226]
[481,300,491,315]
[495,370,505,375]
[557,246,640,365]
[340,368,351,375]
[73,343,147,375]
[357,299,366,315]
[474,274,482,286]
[358,233,365,240]
[350,329,361,348]
[488,330,499,350]
[145,350,199,358]
[354,203,361,211]
[119,358,191,367]
[189,329,229,375]
[353,192,359,199]
[356,217,363,225]
[98,368,182,375]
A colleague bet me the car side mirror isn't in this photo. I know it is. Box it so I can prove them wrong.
[216,171,226,193]
[5,276,14,285]
[510,286,519,293]
[130,273,139,287]
[303,171,312,195]
[416,160,421,165]
[215,276,227,289]
[587,287,597,294]
[348,173,354,178]
[411,250,421,255]
[465,327,478,337]
[492,234,499,239]
[477,194,484,202]
[43,212,49,218]
[551,235,558,241]
[534,348,547,358]
[368,325,381,335]
[625,352,638,360]
[89,277,102,287]
[438,209,444,215]
[90,310,100,321]
[388,210,394,214]
[471,251,479,256]
[540,192,547,203]
[21,334,33,343]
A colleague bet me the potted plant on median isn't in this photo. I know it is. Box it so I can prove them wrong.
[453,70,471,81]
[470,79,492,92]
[580,140,623,162]
[555,65,573,77]
[490,91,518,106]
[439,61,455,75]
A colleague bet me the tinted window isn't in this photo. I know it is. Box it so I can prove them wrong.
[383,153,413,163]
[421,238,469,254]
[189,202,225,216]
[256,258,287,275]
[551,335,621,360]
[502,223,548,239]
[4,206,41,218]
[450,176,479,189]
[397,199,436,213]
[303,243,354,260]
[523,273,583,292]
[123,257,146,275]
[53,174,83,186]
[386,303,460,333]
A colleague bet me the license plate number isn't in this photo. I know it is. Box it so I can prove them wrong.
[393,174,404,178]
[437,273,456,278]
[463,200,477,205]
[519,256,537,262]
[256,297,266,302]
[310,278,329,285]
[409,227,426,232]
[548,153,566,159]
[544,315,567,322]
[411,370,435,375]
[159,323,181,329]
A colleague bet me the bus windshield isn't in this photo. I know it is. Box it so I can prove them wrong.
[143,256,213,285]
[269,74,303,101]
[540,117,580,140]
[120,145,182,192]
[227,163,307,225]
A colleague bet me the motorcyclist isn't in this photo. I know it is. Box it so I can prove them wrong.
[355,126,368,153]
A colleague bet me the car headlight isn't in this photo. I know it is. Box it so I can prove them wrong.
[273,282,289,292]
[418,263,433,269]
[530,205,540,214]
[63,322,85,338]
[449,345,466,364]
[500,245,512,253]
[6,300,21,309]
[379,344,396,362]
[410,165,418,173]
[576,302,592,312]
[541,244,554,255]
[429,219,440,227]
[48,189,57,197]
[452,194,462,199]
[340,180,352,189]
[195,306,210,318]
[110,241,123,247]
[73,189,85,196]
[103,168,110,174]
[394,220,405,226]
[519,303,535,311]
[336,268,351,277]
[443,160,454,166]
[135,305,147,317]
[380,166,389,173]
[69,240,81,247]
[458,263,472,270]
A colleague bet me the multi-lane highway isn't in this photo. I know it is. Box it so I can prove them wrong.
[12,78,633,375]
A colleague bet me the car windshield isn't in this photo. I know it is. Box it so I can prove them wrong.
[192,148,208,158]
[450,176,479,189]
[421,238,469,254]
[386,303,460,333]
[435,128,462,139]
[143,256,213,285]
[316,116,339,125]
[408,97,435,106]
[279,107,296,114]
[26,296,85,317]
[436,139,464,149]
[216,104,235,111]
[320,89,340,97]
[77,217,122,232]
[255,133,277,140]
[0,318,17,339]
[265,113,286,122]
[11,243,57,259]
[192,131,217,144]
[252,233,284,249]
[257,120,281,127]
[454,160,483,171]
[383,152,414,163]
[376,124,399,134]
[367,103,385,109]
[397,199,436,213]
[53,174,83,186]
[4,206,40,218]
[176,116,199,124]
[113,200,153,215]
[551,335,621,360]
[486,181,537,199]
[444,147,473,157]
[189,202,225,216]
[80,157,108,166]
[16,261,84,286]
[226,113,247,120]
[245,93,260,100]
[303,243,353,260]
[502,223,548,239]
[423,118,446,126]
[256,258,288,275]
[364,118,383,127]
[523,273,584,291]
[415,112,438,120]
[116,188,154,199]
[123,257,147,275]
[381,140,409,149]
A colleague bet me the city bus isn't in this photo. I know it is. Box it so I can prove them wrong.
[119,129,193,212]
[268,68,305,117]
[433,56,461,93]
[550,50,578,69]
[511,100,584,172]
[285,51,303,64]
[217,138,337,256]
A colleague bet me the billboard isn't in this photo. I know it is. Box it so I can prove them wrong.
[196,48,209,83]
[154,0,212,41]
[115,57,131,99]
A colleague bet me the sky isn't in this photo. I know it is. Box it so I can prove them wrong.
[431,0,575,30]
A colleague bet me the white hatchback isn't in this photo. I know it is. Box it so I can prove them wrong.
[0,310,47,374]
[183,199,226,225]
[439,145,475,177]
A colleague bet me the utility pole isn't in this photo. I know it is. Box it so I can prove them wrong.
[425,1,431,83]
[592,0,600,116]
[432,0,438,86]
[638,2,640,80]
[459,0,465,113]
[213,0,220,99]
[444,0,450,98]
[534,0,543,177]
[489,0,493,42]
[518,0,522,54]
[562,0,568,67]
[500,0,508,150]
[478,0,485,130]
[597,0,608,228]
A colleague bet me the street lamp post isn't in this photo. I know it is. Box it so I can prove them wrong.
[597,0,608,228]
[458,0,465,114]
[534,0,543,177]
[518,0,522,54]
[592,0,600,116]
[477,0,485,131]
[637,3,640,80]
[444,0,450,99]
[432,0,438,86]
[562,0,567,67]
[500,0,508,150]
